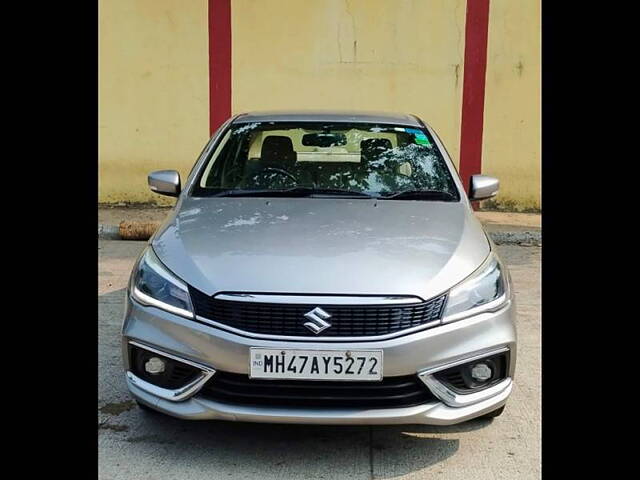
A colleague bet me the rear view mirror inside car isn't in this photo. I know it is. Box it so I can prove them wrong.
[302,132,348,147]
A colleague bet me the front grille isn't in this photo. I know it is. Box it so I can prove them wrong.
[198,371,436,408]
[189,289,447,337]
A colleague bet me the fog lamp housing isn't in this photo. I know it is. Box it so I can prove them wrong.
[470,362,493,382]
[434,352,508,393]
[145,357,166,375]
[129,344,201,389]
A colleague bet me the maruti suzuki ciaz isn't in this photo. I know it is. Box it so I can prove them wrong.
[122,111,516,425]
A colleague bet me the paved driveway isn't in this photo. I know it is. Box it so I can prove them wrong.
[99,241,540,480]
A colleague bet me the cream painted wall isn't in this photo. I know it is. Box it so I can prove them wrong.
[482,0,541,211]
[232,0,466,167]
[99,0,209,204]
[98,0,540,210]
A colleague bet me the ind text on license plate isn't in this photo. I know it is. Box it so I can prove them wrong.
[249,348,383,381]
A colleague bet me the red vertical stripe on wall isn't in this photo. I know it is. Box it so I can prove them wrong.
[459,0,490,199]
[209,0,231,135]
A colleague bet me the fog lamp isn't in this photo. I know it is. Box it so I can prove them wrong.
[470,362,493,382]
[144,357,166,375]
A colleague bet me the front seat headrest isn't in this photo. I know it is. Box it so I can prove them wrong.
[261,136,297,169]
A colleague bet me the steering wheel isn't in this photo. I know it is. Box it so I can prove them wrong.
[262,167,297,183]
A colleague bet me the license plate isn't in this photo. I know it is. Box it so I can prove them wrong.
[249,348,383,381]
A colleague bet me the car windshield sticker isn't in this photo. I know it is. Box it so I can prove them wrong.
[406,128,431,146]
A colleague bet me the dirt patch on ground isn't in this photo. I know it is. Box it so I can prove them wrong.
[99,205,173,226]
[99,400,137,416]
[475,211,541,229]
[100,423,130,432]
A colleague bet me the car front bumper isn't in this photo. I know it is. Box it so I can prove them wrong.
[122,294,517,425]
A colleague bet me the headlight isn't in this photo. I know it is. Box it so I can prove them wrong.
[442,252,509,323]
[130,248,194,318]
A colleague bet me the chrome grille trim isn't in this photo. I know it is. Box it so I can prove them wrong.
[213,293,425,305]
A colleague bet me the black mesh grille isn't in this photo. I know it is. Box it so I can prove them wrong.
[198,371,436,408]
[189,289,447,337]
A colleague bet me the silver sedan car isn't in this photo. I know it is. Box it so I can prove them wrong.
[122,111,516,425]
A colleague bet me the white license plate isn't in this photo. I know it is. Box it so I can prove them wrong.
[249,348,383,381]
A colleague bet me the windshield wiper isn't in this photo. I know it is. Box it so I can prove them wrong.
[211,188,303,197]
[379,190,457,201]
[301,187,375,198]
[212,187,375,198]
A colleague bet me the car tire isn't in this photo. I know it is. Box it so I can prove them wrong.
[482,405,505,419]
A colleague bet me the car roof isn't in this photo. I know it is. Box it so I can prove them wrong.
[233,110,423,127]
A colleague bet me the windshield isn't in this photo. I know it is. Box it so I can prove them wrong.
[191,121,460,200]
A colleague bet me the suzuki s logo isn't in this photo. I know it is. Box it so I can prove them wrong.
[303,307,332,334]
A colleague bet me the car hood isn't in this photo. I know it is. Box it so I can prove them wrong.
[152,197,490,300]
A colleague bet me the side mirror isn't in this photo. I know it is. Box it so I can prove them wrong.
[469,175,499,201]
[148,170,181,197]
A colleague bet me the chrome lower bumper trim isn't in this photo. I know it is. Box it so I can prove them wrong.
[126,371,215,402]
[126,341,216,402]
[126,377,512,425]
[418,347,511,408]
[420,375,512,408]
